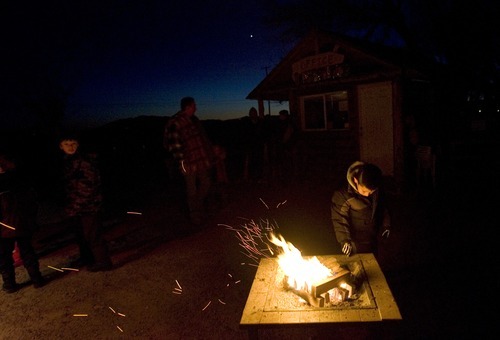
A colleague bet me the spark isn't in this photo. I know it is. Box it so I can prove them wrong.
[61,267,79,271]
[73,314,88,317]
[218,299,226,304]
[276,200,287,208]
[127,211,142,215]
[259,198,269,209]
[202,301,212,311]
[48,265,64,272]
[173,280,183,294]
[0,221,15,230]
[109,306,116,314]
[223,217,279,263]
[117,325,124,332]
[234,280,241,284]
[117,313,126,317]
[223,197,287,268]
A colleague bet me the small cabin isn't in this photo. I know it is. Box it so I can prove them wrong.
[247,29,435,186]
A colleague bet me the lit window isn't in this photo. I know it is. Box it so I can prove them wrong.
[301,91,349,130]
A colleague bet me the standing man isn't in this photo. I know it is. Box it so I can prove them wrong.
[331,161,391,257]
[243,107,265,182]
[59,135,113,272]
[164,97,216,226]
[273,110,297,183]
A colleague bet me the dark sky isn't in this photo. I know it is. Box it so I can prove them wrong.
[6,1,497,130]
[2,1,293,128]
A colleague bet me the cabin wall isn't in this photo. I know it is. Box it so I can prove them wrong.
[289,79,413,186]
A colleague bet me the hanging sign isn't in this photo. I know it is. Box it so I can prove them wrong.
[292,52,345,74]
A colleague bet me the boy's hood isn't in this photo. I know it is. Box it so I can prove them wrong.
[346,161,364,193]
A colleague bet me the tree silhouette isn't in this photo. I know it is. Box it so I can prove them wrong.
[259,0,499,83]
[259,0,500,143]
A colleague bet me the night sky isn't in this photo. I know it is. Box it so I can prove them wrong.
[2,1,293,129]
[4,1,498,130]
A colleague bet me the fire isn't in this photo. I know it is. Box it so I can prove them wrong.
[269,233,332,292]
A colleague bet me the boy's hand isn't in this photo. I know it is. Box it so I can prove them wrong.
[342,241,353,256]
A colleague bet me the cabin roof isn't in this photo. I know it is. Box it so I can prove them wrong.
[247,29,432,101]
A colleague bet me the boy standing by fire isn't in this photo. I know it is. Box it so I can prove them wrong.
[59,135,113,272]
[331,161,391,257]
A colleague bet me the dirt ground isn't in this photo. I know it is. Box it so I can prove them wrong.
[0,170,492,339]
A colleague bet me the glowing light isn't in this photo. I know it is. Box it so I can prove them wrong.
[47,265,64,272]
[0,221,15,230]
[202,301,212,311]
[339,281,353,298]
[61,267,79,271]
[221,214,279,263]
[269,233,332,291]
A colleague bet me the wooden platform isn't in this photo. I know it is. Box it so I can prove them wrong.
[240,253,401,330]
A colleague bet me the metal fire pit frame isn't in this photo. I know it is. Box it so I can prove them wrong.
[240,253,401,329]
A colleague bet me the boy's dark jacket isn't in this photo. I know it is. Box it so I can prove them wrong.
[331,161,391,252]
[62,152,103,216]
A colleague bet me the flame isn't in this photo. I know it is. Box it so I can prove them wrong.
[269,233,332,291]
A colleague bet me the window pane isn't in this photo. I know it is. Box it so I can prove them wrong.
[304,97,325,129]
[301,91,349,130]
[327,91,349,129]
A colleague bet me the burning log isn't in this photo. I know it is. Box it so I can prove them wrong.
[283,267,352,307]
[287,285,326,307]
[310,268,350,297]
[329,287,349,303]
[268,232,360,307]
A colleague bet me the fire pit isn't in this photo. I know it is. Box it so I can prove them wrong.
[240,253,401,330]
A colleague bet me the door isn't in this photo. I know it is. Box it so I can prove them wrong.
[357,81,394,176]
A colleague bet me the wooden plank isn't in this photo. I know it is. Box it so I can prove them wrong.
[311,268,350,296]
[359,308,381,322]
[299,311,321,323]
[279,311,301,324]
[259,311,280,323]
[359,253,402,321]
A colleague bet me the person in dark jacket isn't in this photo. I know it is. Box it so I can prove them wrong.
[0,152,45,293]
[59,136,112,272]
[331,161,391,257]
[164,96,216,226]
[272,110,298,182]
[242,107,266,182]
